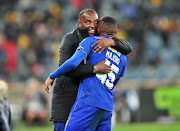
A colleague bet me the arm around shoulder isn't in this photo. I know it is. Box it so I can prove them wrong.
[112,37,133,55]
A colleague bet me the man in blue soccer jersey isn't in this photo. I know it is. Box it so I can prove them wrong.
[45,16,127,130]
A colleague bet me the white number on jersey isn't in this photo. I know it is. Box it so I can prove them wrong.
[96,60,119,89]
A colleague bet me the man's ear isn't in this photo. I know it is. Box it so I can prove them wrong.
[77,20,81,27]
[97,28,100,34]
[115,29,118,34]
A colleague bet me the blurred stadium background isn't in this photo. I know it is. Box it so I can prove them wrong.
[0,0,180,130]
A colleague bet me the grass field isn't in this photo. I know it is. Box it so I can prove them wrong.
[12,121,180,131]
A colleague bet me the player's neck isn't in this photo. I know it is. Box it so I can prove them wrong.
[99,33,113,38]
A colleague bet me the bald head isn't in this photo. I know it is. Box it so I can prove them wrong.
[78,8,98,36]
[78,8,97,19]
[0,79,9,100]
[98,16,118,37]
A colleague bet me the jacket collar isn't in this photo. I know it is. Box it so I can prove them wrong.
[75,25,89,42]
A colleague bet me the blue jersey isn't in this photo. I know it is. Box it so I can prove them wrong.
[49,35,127,111]
[76,36,126,111]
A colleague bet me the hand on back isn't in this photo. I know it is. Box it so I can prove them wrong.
[95,59,112,74]
[92,37,115,54]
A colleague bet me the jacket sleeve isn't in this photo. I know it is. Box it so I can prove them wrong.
[111,37,133,55]
[59,34,94,79]
[66,62,94,79]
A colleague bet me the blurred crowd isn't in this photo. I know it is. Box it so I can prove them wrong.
[0,0,179,83]
[22,77,48,125]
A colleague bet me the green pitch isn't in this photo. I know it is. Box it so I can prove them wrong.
[12,121,180,131]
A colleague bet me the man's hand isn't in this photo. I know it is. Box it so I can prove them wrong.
[92,37,116,54]
[95,59,112,74]
[44,77,54,93]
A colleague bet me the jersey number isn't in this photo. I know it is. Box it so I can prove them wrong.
[96,60,119,89]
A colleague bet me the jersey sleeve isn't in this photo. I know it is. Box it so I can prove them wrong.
[50,37,93,79]
[76,37,94,56]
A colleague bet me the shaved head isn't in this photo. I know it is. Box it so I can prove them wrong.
[98,16,117,37]
[78,8,97,19]
[77,8,98,36]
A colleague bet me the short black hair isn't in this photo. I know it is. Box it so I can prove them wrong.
[99,16,117,33]
[78,8,97,19]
